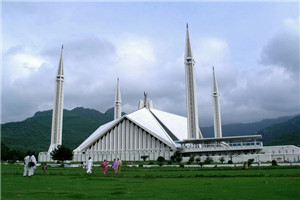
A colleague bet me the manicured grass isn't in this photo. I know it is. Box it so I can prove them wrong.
[1,164,300,200]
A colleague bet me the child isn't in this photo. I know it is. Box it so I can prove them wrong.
[43,163,47,174]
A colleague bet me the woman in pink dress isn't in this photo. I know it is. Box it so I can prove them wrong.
[102,159,108,174]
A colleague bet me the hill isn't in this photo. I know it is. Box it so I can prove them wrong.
[200,115,295,138]
[259,115,300,146]
[1,107,118,152]
[2,107,298,152]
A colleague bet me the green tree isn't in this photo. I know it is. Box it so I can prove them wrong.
[51,145,73,165]
[157,156,165,166]
[172,149,183,163]
[141,155,149,161]
[188,155,195,163]
[1,143,26,161]
[272,160,278,166]
[204,156,213,164]
[247,158,254,166]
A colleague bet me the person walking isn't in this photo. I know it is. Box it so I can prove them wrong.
[102,159,108,174]
[28,152,37,177]
[86,157,93,174]
[117,158,122,174]
[23,152,30,176]
[112,159,118,174]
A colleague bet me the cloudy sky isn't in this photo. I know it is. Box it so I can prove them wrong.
[2,1,299,126]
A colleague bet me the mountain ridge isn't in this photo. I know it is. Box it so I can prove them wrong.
[1,107,299,152]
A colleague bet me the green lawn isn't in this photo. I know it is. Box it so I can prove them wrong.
[1,164,300,200]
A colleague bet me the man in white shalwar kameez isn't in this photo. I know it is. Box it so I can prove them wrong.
[86,157,93,174]
[23,152,30,176]
[28,152,37,176]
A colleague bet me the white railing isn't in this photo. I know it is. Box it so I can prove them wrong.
[182,142,263,152]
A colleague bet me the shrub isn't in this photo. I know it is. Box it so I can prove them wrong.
[141,155,149,161]
[195,157,201,164]
[199,162,203,167]
[272,160,277,166]
[188,155,195,163]
[157,156,165,167]
[175,156,183,163]
[148,162,154,165]
[172,149,183,163]
[228,160,233,164]
[167,161,172,165]
[247,158,254,166]
[157,156,165,163]
[179,164,184,168]
[204,156,213,164]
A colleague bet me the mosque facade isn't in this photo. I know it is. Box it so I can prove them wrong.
[38,26,300,163]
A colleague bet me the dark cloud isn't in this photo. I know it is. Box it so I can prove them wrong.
[260,24,299,75]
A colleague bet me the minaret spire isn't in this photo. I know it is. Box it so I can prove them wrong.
[212,67,222,138]
[184,24,203,139]
[49,45,65,152]
[114,78,122,120]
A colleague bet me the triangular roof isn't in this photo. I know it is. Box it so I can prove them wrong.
[74,108,188,152]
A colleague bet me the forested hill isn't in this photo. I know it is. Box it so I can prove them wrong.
[1,107,122,152]
[200,115,295,138]
[201,115,299,146]
[1,107,299,153]
[260,115,300,146]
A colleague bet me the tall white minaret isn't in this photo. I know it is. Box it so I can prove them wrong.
[114,78,122,120]
[212,67,222,138]
[48,45,65,152]
[184,24,203,139]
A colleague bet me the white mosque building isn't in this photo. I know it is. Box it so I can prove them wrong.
[39,25,300,163]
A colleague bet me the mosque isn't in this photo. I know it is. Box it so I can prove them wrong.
[39,25,300,163]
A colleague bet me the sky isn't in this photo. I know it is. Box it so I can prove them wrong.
[1,1,299,127]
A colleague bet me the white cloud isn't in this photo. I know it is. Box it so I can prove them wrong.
[3,50,48,82]
[115,35,156,76]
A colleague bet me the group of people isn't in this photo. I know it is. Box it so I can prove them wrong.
[23,152,37,177]
[105,158,122,174]
[84,157,122,175]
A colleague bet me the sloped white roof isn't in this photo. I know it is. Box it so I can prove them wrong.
[74,118,122,151]
[150,109,188,141]
[126,108,175,147]
[74,108,188,152]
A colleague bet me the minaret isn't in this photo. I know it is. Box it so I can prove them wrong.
[114,78,122,120]
[184,24,203,139]
[212,67,222,138]
[48,45,64,152]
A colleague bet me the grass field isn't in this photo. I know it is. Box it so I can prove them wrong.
[1,164,300,200]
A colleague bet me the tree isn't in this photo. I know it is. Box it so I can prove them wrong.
[157,156,165,166]
[219,157,225,164]
[157,156,165,163]
[247,158,254,166]
[188,155,195,163]
[1,142,26,161]
[172,149,183,163]
[204,156,213,164]
[51,145,73,165]
[272,160,277,166]
[141,155,149,161]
